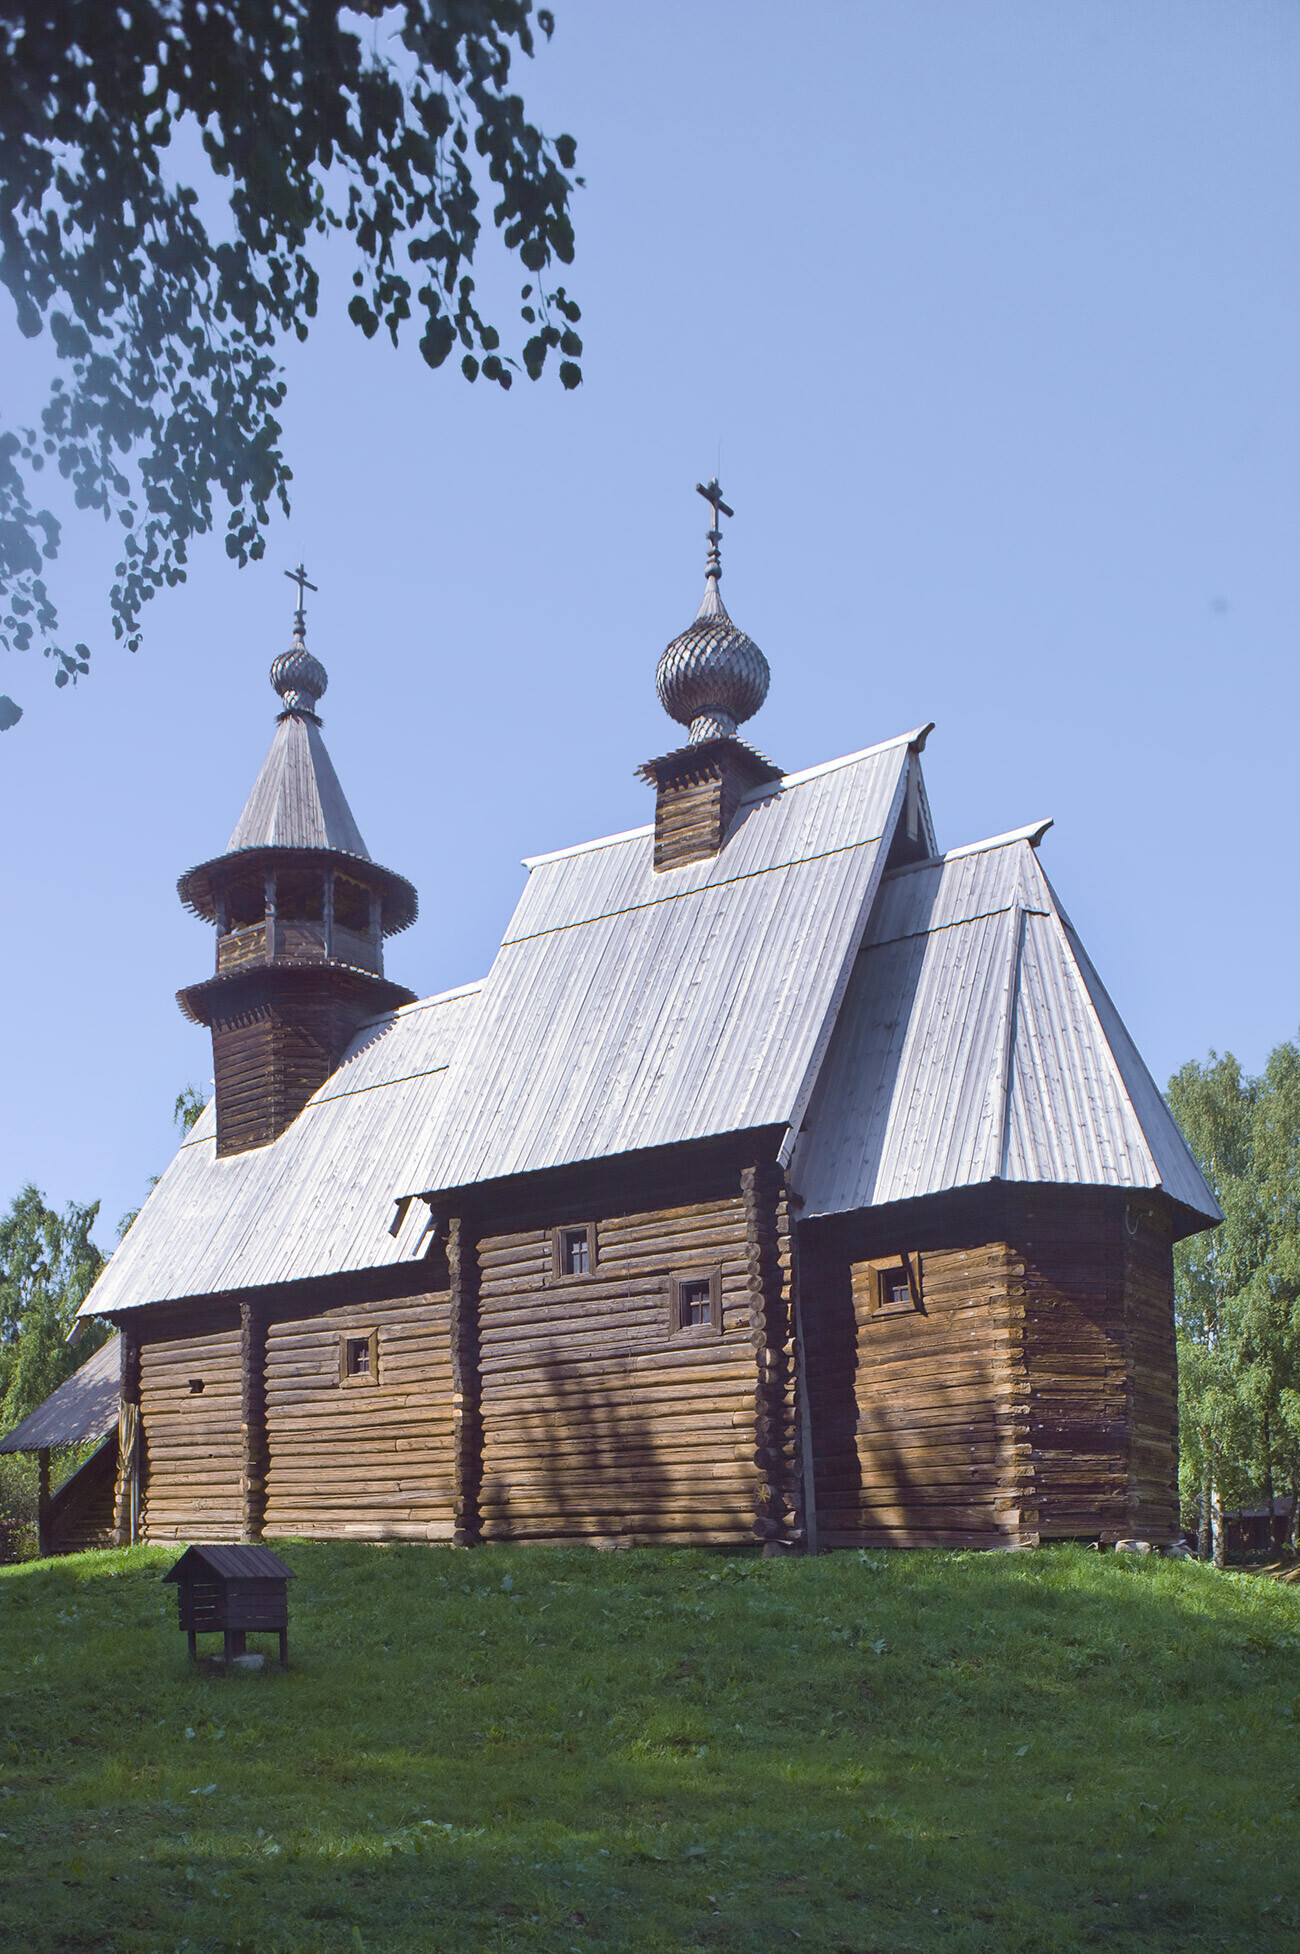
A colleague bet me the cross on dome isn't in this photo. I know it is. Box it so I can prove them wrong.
[695,477,733,588]
[284,561,318,635]
[655,479,770,744]
[272,561,327,719]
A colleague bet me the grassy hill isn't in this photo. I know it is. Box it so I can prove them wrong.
[1,1541,1297,1953]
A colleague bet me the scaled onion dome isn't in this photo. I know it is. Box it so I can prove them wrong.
[270,634,328,720]
[656,479,770,743]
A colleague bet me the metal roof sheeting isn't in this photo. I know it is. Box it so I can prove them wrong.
[397,734,918,1195]
[793,835,1220,1224]
[80,725,1218,1322]
[0,1332,121,1452]
[227,714,370,856]
[81,986,480,1317]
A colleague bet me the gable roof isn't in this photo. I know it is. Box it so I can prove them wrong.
[228,713,370,856]
[81,732,923,1316]
[79,724,1217,1322]
[0,1332,121,1452]
[792,830,1221,1229]
[162,1543,295,1582]
[398,731,924,1197]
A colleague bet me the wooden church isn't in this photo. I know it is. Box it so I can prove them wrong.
[52,486,1219,1553]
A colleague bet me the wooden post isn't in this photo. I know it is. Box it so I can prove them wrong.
[113,1328,141,1546]
[447,1215,481,1547]
[264,868,277,959]
[239,1298,269,1542]
[323,869,335,961]
[36,1448,51,1558]
[368,886,382,967]
[743,1157,799,1549]
[787,1216,819,1555]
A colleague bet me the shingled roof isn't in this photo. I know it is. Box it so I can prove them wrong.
[0,1333,121,1452]
[228,712,370,856]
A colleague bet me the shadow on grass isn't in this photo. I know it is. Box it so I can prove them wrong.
[1,1543,1298,1953]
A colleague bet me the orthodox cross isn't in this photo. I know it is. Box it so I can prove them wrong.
[695,477,733,582]
[284,561,318,634]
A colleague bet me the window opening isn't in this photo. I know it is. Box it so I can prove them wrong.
[851,1253,923,1318]
[552,1223,597,1279]
[187,1378,205,1395]
[878,1266,912,1311]
[343,1333,377,1382]
[679,1278,713,1328]
[561,1228,590,1276]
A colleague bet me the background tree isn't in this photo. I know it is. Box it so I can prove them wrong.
[1169,1045,1300,1560]
[117,1081,208,1237]
[0,0,582,729]
[0,1183,108,1434]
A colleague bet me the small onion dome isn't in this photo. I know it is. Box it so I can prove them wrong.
[656,576,769,744]
[271,632,328,720]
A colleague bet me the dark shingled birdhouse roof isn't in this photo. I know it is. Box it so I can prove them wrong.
[162,1544,296,1583]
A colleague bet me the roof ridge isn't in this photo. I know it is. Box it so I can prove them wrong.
[522,731,936,870]
[882,818,1054,880]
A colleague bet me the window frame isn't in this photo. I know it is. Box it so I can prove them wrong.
[852,1253,924,1319]
[551,1222,598,1281]
[668,1267,723,1339]
[340,1328,380,1386]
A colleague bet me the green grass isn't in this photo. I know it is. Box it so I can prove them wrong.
[1,1543,1298,1953]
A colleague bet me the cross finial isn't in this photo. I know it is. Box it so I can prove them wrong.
[695,477,733,587]
[284,561,318,637]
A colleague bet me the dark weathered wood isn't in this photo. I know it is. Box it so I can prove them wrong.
[113,1325,142,1546]
[638,738,781,871]
[239,1298,269,1541]
[801,1186,1180,1549]
[448,1216,481,1547]
[742,1156,799,1545]
[36,1448,50,1558]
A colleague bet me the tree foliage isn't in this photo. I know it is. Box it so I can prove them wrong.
[0,1,582,727]
[1168,1044,1300,1550]
[0,1184,108,1434]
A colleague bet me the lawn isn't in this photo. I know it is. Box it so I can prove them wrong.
[0,1541,1297,1953]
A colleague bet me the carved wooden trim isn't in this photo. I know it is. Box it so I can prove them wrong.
[448,1215,482,1547]
[113,1326,142,1546]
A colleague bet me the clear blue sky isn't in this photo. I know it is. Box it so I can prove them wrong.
[2,1,1297,1249]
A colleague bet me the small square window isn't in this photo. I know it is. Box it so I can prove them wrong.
[187,1378,205,1396]
[670,1269,721,1336]
[680,1279,712,1327]
[878,1266,912,1311]
[552,1223,597,1279]
[341,1331,378,1384]
[851,1253,923,1318]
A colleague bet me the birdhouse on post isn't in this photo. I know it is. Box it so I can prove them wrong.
[162,1544,296,1668]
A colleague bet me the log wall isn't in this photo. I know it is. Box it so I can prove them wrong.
[801,1186,1180,1548]
[803,1236,1026,1549]
[263,1287,455,1541]
[139,1310,244,1540]
[46,1435,118,1554]
[473,1162,793,1546]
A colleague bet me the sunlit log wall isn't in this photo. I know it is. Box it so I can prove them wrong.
[122,1169,1171,1552]
[466,1134,799,1548]
[800,1186,1179,1548]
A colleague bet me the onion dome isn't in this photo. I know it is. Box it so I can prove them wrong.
[271,636,328,720]
[656,478,770,743]
[272,560,327,720]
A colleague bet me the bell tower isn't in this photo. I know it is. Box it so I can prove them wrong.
[177,571,418,1156]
